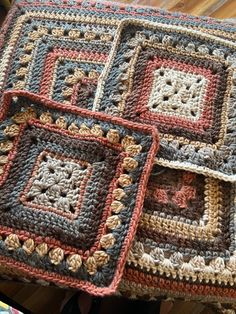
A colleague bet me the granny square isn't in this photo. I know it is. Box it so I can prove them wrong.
[120,165,236,303]
[95,20,236,182]
[0,90,158,294]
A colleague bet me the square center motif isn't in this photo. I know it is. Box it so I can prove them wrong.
[22,152,92,219]
[147,67,207,121]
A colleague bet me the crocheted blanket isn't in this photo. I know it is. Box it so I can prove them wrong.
[0,0,235,304]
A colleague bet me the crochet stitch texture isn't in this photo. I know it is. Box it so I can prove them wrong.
[0,0,235,304]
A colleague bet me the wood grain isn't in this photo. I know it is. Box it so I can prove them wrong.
[0,1,235,314]
[117,0,236,17]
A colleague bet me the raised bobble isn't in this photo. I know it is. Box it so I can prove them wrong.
[122,157,138,171]
[35,243,48,257]
[39,112,53,125]
[5,234,20,250]
[55,117,67,129]
[113,188,126,200]
[100,234,115,249]
[68,30,80,39]
[106,129,120,144]
[85,256,97,275]
[68,122,79,134]
[118,174,132,187]
[79,123,91,135]
[111,201,124,213]
[121,136,135,149]
[125,144,142,156]
[0,155,8,165]
[12,108,36,124]
[106,215,121,229]
[91,124,104,137]
[93,251,110,266]
[67,254,82,272]
[0,141,13,152]
[22,239,35,255]
[49,247,64,265]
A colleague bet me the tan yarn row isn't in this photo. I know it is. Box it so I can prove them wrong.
[127,240,236,285]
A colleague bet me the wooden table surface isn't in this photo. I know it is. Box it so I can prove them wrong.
[117,0,236,18]
[0,1,235,314]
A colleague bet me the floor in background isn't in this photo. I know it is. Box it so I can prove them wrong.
[0,6,6,25]
[0,1,235,313]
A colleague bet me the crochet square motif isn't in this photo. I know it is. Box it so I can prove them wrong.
[96,20,236,182]
[0,90,158,294]
[122,166,236,302]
